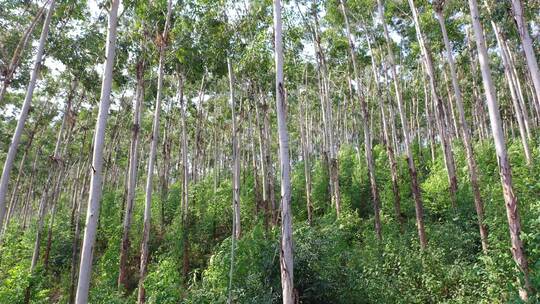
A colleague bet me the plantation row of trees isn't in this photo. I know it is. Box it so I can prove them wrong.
[1,0,539,302]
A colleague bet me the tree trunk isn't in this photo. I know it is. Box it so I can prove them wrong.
[138,2,172,302]
[408,0,458,210]
[118,58,144,291]
[274,0,295,302]
[467,0,532,298]
[0,0,55,231]
[377,0,427,249]
[341,0,381,238]
[75,1,120,302]
[435,8,488,252]
[511,0,540,110]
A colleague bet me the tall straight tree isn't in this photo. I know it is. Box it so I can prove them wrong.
[138,1,172,302]
[118,57,145,291]
[511,0,540,107]
[75,0,120,302]
[273,0,294,302]
[0,0,55,232]
[376,0,427,248]
[407,0,458,210]
[434,1,487,252]
[339,0,381,239]
[467,0,532,299]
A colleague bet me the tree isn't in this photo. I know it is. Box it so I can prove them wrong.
[75,1,121,302]
[274,0,294,302]
[0,0,56,233]
[467,0,532,299]
[434,0,487,252]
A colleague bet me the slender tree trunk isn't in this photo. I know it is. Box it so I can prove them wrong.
[486,14,533,164]
[468,0,532,298]
[377,0,427,249]
[138,3,172,302]
[69,166,89,304]
[340,0,381,238]
[408,0,458,210]
[177,73,190,281]
[435,8,488,252]
[118,58,144,291]
[0,0,55,231]
[274,1,294,302]
[511,0,540,108]
[75,1,120,302]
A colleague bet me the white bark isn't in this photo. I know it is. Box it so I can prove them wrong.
[138,2,172,302]
[511,0,540,110]
[75,1,120,302]
[377,0,427,248]
[0,0,55,232]
[274,0,294,302]
[468,0,532,299]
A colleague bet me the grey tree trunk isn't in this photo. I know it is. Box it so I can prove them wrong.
[377,0,427,249]
[138,2,172,302]
[274,0,295,302]
[467,0,532,299]
[341,0,381,239]
[118,58,144,291]
[75,1,120,302]
[408,0,458,210]
[511,0,540,109]
[0,0,55,232]
[435,8,488,252]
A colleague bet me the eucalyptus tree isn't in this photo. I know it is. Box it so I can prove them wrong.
[407,0,458,210]
[467,0,532,299]
[118,15,147,291]
[510,0,540,107]
[138,1,173,302]
[75,0,121,302]
[0,0,55,234]
[434,0,487,252]
[376,0,427,249]
[339,0,381,239]
[274,0,294,302]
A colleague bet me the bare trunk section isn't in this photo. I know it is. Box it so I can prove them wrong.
[511,0,540,110]
[435,8,488,252]
[274,0,295,302]
[118,58,144,291]
[340,0,381,238]
[138,2,172,302]
[468,0,532,298]
[408,0,458,210]
[377,0,427,249]
[75,1,120,302]
[0,0,55,232]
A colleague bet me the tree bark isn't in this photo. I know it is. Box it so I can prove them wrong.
[467,0,532,298]
[274,0,295,302]
[75,1,120,302]
[408,0,458,210]
[118,58,144,291]
[377,0,427,249]
[0,0,55,231]
[341,0,381,238]
[138,2,172,302]
[511,0,540,111]
[435,7,488,252]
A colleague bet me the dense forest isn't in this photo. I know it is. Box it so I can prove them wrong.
[1,0,540,303]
